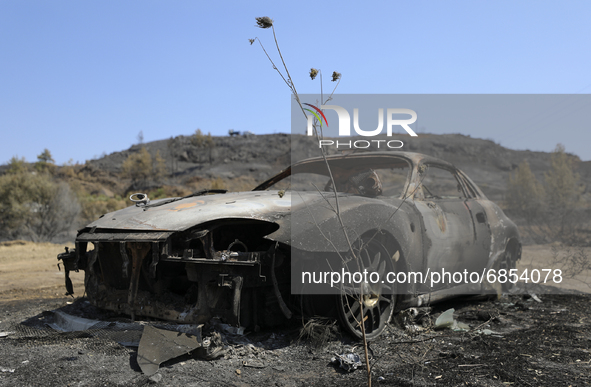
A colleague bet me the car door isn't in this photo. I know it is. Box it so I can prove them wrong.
[456,171,493,269]
[413,164,491,291]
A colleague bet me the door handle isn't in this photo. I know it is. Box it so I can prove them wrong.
[476,212,486,223]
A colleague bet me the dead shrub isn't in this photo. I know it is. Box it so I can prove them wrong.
[298,317,340,348]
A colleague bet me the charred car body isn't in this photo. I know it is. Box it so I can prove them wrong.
[58,152,521,338]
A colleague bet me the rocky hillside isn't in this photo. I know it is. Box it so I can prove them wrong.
[85,132,590,203]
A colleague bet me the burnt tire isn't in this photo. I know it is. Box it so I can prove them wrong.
[499,246,517,292]
[336,238,396,340]
[486,246,518,298]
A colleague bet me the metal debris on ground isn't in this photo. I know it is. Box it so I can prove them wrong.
[477,329,503,338]
[393,307,432,333]
[195,331,228,360]
[242,360,266,368]
[19,309,203,347]
[452,321,470,332]
[43,310,144,346]
[46,310,103,331]
[433,308,470,331]
[530,293,543,303]
[331,352,362,372]
[137,325,203,375]
[211,318,246,336]
[434,308,455,329]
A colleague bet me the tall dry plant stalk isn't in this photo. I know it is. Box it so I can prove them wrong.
[250,16,379,386]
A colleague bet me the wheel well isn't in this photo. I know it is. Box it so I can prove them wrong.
[362,230,406,270]
[506,238,521,263]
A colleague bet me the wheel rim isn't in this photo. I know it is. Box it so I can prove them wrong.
[336,239,396,339]
[500,248,516,292]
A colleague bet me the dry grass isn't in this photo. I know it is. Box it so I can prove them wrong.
[0,240,84,301]
[519,244,591,293]
[298,317,339,347]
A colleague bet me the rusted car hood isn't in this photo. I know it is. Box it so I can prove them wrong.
[85,191,296,232]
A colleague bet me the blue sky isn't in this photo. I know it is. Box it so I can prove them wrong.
[1,1,590,164]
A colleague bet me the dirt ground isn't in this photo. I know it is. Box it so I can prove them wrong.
[1,242,590,386]
[0,241,83,301]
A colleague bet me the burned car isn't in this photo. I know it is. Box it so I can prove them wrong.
[58,152,521,339]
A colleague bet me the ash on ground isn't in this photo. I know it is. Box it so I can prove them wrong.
[1,288,589,386]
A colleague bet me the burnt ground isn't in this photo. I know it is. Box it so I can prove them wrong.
[1,288,590,387]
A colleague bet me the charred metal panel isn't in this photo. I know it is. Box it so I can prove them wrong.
[414,200,481,282]
[463,199,493,260]
[80,225,289,326]
[77,231,173,242]
[84,191,291,233]
[477,199,520,268]
[138,325,202,375]
[290,197,418,254]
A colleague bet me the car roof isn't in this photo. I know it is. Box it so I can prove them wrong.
[292,151,456,171]
[253,151,457,191]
